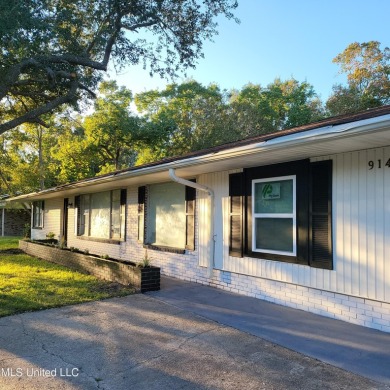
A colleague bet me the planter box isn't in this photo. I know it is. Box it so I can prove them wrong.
[19,240,160,293]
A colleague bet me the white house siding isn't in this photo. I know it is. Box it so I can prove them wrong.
[317,146,390,304]
[198,171,229,269]
[197,169,243,269]
[31,198,63,240]
[30,146,390,332]
[192,148,390,333]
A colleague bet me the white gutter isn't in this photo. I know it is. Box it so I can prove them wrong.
[169,168,215,277]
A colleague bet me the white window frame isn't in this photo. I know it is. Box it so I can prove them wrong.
[252,175,296,256]
[32,201,44,228]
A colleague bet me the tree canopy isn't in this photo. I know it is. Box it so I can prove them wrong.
[135,81,229,160]
[1,37,389,196]
[228,79,324,138]
[0,0,238,135]
[326,41,390,115]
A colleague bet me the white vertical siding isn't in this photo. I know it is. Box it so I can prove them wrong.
[198,171,230,268]
[198,147,390,304]
[358,149,368,297]
[313,149,390,302]
[196,183,209,268]
[31,198,63,240]
[350,151,360,297]
[385,147,390,301]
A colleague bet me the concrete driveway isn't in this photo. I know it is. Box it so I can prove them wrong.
[0,292,388,389]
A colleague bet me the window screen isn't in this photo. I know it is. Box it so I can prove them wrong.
[146,182,186,248]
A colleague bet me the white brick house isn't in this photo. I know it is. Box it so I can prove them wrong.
[10,106,390,333]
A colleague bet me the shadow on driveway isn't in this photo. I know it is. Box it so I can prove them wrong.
[0,291,388,389]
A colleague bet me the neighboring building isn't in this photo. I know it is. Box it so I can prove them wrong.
[0,198,30,237]
[9,106,390,333]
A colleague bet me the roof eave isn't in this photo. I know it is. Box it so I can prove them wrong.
[8,113,390,202]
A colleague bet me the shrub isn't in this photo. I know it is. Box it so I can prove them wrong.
[23,223,31,238]
[138,250,151,268]
[46,232,55,240]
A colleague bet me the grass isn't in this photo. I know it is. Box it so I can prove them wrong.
[0,237,135,317]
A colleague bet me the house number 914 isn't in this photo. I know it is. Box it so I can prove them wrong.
[368,159,390,170]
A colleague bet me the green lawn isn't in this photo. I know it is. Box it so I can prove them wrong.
[0,237,135,317]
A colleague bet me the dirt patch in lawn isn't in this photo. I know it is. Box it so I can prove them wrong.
[0,248,24,255]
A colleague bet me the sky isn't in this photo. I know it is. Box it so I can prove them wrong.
[107,0,390,101]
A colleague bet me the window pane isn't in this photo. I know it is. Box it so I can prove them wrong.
[146,182,186,248]
[79,195,90,236]
[255,218,293,253]
[111,189,121,239]
[33,201,43,227]
[90,192,110,238]
[254,179,293,214]
[33,203,38,227]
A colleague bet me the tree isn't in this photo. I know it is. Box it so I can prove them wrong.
[83,81,144,172]
[49,116,99,184]
[135,80,229,161]
[0,121,59,193]
[326,41,390,116]
[51,81,154,181]
[0,0,238,135]
[134,78,325,163]
[0,132,15,195]
[228,79,324,138]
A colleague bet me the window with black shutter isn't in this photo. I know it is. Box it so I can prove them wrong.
[229,172,244,257]
[309,160,333,269]
[245,160,309,265]
[236,158,332,270]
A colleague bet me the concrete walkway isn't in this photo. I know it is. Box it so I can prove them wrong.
[148,276,390,385]
[0,277,389,389]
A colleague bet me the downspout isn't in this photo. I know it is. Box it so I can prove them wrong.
[169,168,215,277]
[1,208,4,237]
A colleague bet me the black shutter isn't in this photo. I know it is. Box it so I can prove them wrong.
[138,186,146,242]
[229,172,244,257]
[185,181,196,250]
[309,160,333,269]
[75,195,81,236]
[120,188,127,206]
